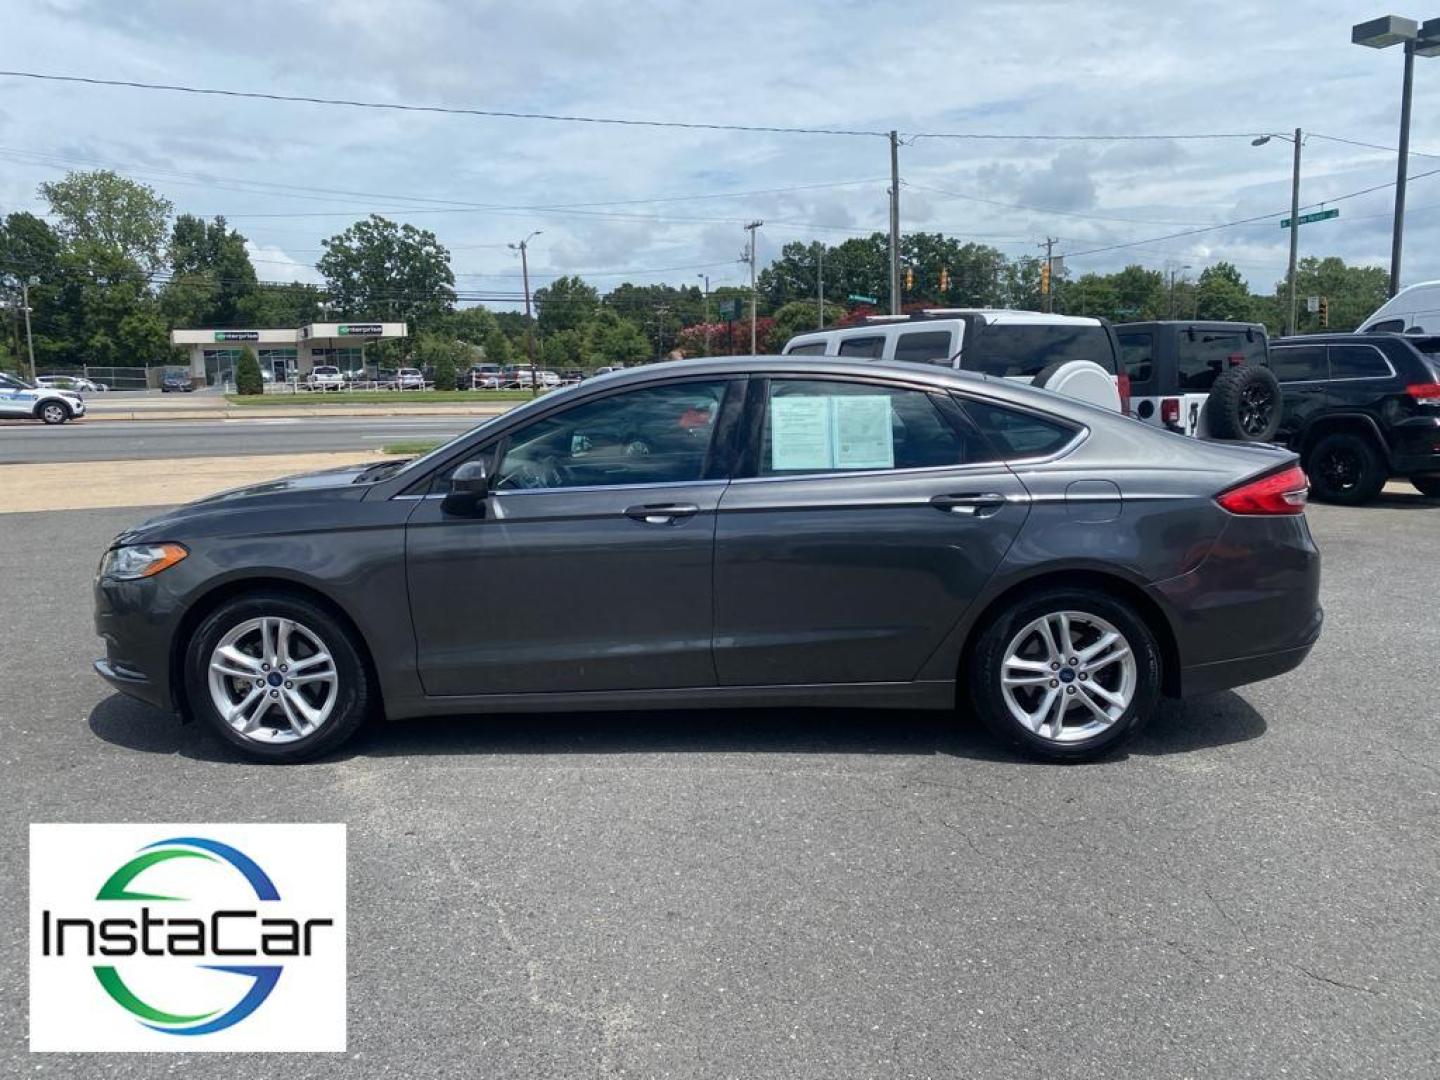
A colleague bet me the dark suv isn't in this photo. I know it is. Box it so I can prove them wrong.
[1269,333,1440,503]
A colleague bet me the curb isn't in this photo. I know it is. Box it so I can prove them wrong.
[77,405,515,423]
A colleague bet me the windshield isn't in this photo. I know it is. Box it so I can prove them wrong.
[358,394,569,483]
[0,372,35,390]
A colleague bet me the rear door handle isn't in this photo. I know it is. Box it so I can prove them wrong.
[624,502,699,525]
[930,493,1008,516]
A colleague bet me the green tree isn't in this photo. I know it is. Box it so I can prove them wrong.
[416,333,467,390]
[0,212,67,369]
[603,283,706,356]
[534,275,599,336]
[441,305,499,345]
[584,307,650,366]
[769,298,846,346]
[1194,262,1253,321]
[246,281,326,327]
[39,170,172,272]
[235,345,263,395]
[160,214,260,328]
[1282,256,1388,333]
[318,215,455,331]
[483,327,513,366]
[541,328,586,369]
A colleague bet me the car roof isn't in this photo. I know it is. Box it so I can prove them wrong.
[1273,332,1415,345]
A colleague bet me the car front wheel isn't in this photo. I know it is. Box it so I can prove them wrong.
[185,592,372,762]
[38,401,70,425]
[968,588,1161,761]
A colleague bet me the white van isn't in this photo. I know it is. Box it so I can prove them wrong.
[1356,280,1440,334]
[782,309,1126,412]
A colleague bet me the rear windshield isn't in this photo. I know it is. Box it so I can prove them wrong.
[962,323,1116,378]
[1176,330,1267,391]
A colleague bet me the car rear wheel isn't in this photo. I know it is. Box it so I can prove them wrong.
[38,401,70,425]
[1306,432,1387,505]
[185,592,372,763]
[968,588,1161,762]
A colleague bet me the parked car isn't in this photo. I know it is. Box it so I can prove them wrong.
[36,374,105,394]
[783,310,1125,412]
[159,371,194,393]
[1113,321,1282,441]
[93,355,1320,764]
[559,368,587,385]
[390,367,426,390]
[1267,332,1440,503]
[306,365,345,392]
[463,364,502,389]
[0,371,86,423]
[1356,279,1440,334]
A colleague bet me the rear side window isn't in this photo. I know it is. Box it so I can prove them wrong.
[963,324,1116,378]
[1176,331,1264,391]
[893,330,954,365]
[1365,319,1405,333]
[1270,345,1327,383]
[1328,344,1393,380]
[836,336,885,358]
[958,398,1078,460]
[1117,331,1155,385]
[785,342,827,356]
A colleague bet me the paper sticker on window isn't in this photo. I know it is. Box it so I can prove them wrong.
[832,395,893,469]
[770,396,833,470]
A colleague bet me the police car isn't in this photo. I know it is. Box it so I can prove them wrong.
[0,370,87,424]
[1113,321,1282,441]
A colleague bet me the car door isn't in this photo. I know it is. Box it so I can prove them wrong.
[712,375,1032,686]
[0,373,36,417]
[1268,343,1329,443]
[405,376,743,697]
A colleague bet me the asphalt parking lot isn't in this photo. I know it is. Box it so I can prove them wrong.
[3,494,1437,1078]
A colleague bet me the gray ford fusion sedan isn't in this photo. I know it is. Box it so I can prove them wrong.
[94,356,1321,763]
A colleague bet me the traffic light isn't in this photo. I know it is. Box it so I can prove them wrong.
[1040,260,1051,295]
[904,266,914,291]
[1318,296,1329,328]
[939,267,950,293]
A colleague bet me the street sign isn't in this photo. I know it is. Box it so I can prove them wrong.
[717,299,740,321]
[1281,208,1339,229]
[847,293,878,304]
[1307,296,1320,314]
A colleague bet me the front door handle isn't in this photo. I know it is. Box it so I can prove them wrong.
[624,502,699,525]
[930,493,1008,517]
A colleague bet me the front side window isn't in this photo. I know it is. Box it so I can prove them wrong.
[893,330,955,365]
[1365,319,1405,333]
[1117,331,1155,385]
[963,324,1116,378]
[1270,345,1327,383]
[492,380,729,490]
[1328,344,1392,380]
[759,379,965,476]
[836,336,885,359]
[785,342,827,356]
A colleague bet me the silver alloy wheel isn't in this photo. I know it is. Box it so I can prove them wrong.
[207,616,338,744]
[41,403,67,423]
[999,610,1137,744]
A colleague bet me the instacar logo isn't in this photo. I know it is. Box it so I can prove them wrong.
[30,824,346,1052]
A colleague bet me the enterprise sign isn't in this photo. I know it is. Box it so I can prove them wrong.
[213,331,259,342]
[338,324,383,336]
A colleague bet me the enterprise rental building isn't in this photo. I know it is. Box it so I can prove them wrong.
[170,322,409,386]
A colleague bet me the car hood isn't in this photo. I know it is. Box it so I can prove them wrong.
[113,462,380,544]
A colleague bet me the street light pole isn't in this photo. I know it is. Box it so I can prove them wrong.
[816,242,825,329]
[744,221,763,354]
[21,276,38,383]
[1167,265,1191,319]
[1252,131,1304,334]
[509,231,542,396]
[888,130,901,315]
[697,273,711,355]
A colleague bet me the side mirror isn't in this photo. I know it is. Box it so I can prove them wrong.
[443,459,490,516]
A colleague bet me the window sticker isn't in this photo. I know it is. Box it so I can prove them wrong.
[770,396,834,470]
[832,395,894,469]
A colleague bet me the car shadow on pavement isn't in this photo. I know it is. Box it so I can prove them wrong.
[87,688,1266,766]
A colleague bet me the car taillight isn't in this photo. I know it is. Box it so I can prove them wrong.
[1160,398,1180,425]
[1216,464,1309,515]
[1116,372,1132,414]
[1405,382,1440,406]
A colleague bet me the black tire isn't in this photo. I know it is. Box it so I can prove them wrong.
[1410,476,1440,498]
[1305,432,1387,505]
[967,587,1162,762]
[37,400,70,425]
[184,591,373,763]
[1206,364,1282,442]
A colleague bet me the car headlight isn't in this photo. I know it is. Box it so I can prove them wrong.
[100,542,189,580]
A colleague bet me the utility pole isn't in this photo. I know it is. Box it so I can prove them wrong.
[815,241,825,329]
[652,305,671,361]
[697,273,711,354]
[1039,238,1056,313]
[21,276,38,383]
[1391,39,1415,297]
[744,221,763,354]
[509,231,542,396]
[1287,128,1303,335]
[888,130,901,315]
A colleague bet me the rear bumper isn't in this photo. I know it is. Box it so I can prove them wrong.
[1389,416,1440,474]
[1176,607,1322,696]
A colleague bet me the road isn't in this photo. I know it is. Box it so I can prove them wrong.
[0,415,477,463]
[2,496,1436,1078]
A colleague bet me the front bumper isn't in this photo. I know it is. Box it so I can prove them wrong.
[93,573,181,713]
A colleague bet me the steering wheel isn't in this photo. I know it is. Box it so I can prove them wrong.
[496,455,568,490]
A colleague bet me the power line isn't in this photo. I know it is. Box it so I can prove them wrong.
[1308,132,1440,161]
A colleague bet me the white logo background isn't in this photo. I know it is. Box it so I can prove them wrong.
[30,823,346,1052]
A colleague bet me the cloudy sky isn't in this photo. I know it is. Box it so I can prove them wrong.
[3,0,1438,307]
